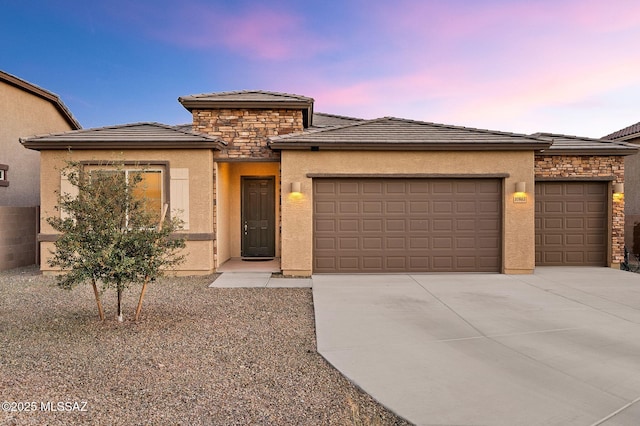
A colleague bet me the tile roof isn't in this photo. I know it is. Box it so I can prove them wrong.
[602,121,640,141]
[311,112,365,128]
[1,69,81,130]
[270,117,552,151]
[532,132,638,155]
[21,122,225,151]
[178,90,314,111]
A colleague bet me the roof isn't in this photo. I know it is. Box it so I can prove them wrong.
[178,90,314,128]
[20,122,226,151]
[603,121,640,141]
[532,132,639,155]
[179,89,313,110]
[270,117,552,151]
[311,112,365,128]
[0,70,81,130]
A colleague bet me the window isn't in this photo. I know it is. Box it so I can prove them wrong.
[0,164,8,187]
[89,168,164,221]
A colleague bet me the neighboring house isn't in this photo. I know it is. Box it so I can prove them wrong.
[0,70,80,270]
[21,90,637,276]
[604,122,640,253]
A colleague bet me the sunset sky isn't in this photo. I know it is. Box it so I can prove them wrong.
[3,0,640,137]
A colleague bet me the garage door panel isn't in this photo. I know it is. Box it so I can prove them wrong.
[339,202,359,214]
[544,202,563,213]
[362,182,383,194]
[535,182,606,266]
[410,219,429,231]
[363,237,382,249]
[409,201,429,214]
[409,237,429,249]
[338,182,359,194]
[363,257,382,269]
[363,219,382,232]
[385,202,406,214]
[433,219,453,231]
[315,201,336,214]
[478,219,500,231]
[339,219,359,232]
[386,237,406,249]
[456,201,476,213]
[339,237,358,250]
[363,201,383,214]
[314,178,501,273]
[433,201,453,213]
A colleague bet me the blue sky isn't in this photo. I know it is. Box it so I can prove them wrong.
[3,0,640,137]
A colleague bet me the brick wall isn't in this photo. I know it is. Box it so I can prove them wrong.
[535,155,625,264]
[193,108,304,160]
[0,206,37,270]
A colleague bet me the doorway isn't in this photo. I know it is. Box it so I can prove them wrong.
[241,176,276,258]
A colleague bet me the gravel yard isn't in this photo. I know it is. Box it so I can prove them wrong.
[0,266,410,426]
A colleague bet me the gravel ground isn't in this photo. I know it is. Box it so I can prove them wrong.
[0,266,410,426]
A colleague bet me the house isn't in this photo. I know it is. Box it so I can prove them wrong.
[0,70,80,270]
[604,122,640,253]
[21,90,637,276]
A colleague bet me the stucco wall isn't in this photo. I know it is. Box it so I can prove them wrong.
[39,149,215,275]
[534,155,625,265]
[0,81,74,207]
[280,150,535,276]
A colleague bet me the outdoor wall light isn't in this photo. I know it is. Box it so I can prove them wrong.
[613,183,624,195]
[513,181,527,203]
[290,182,301,193]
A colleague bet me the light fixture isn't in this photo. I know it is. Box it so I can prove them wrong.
[613,183,624,195]
[513,181,527,203]
[290,182,301,193]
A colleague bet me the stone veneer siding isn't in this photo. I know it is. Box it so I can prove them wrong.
[193,108,304,160]
[535,155,625,265]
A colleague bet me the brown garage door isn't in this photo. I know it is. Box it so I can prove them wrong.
[535,181,607,266]
[313,178,502,273]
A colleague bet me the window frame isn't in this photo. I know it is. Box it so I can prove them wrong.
[0,164,8,187]
[82,161,170,221]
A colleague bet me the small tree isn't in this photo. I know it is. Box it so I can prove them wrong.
[47,160,186,321]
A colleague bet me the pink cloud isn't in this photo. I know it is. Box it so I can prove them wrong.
[105,1,331,60]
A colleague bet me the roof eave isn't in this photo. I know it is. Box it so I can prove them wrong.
[20,140,225,151]
[269,142,551,151]
[539,148,639,156]
[178,98,313,112]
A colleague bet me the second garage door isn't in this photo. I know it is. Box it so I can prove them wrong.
[313,178,502,273]
[535,181,607,266]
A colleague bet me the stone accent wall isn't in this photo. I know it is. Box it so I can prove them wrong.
[0,206,37,270]
[535,155,625,264]
[193,108,304,160]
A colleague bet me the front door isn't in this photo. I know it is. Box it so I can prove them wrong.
[241,176,276,258]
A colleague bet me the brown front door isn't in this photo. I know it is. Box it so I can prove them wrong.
[241,177,276,258]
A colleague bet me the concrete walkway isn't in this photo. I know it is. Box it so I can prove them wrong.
[209,272,312,288]
[313,268,640,426]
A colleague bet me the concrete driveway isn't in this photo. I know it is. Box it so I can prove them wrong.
[312,268,640,426]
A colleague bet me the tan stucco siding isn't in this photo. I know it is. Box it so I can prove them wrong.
[39,149,215,274]
[280,150,535,276]
[1,81,75,207]
[214,162,280,266]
